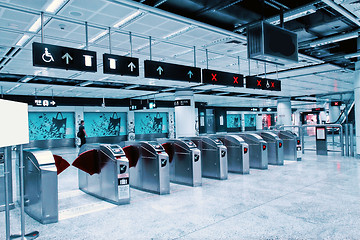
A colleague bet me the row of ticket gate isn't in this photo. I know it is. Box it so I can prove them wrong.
[1,130,302,224]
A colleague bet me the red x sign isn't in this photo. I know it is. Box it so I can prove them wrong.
[211,73,217,81]
[257,79,261,86]
[233,76,238,84]
[271,82,275,88]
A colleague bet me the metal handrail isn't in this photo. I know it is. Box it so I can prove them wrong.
[301,124,344,156]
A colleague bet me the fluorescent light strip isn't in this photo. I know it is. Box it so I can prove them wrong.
[20,76,33,83]
[16,35,31,46]
[269,6,316,25]
[310,31,359,47]
[46,0,68,13]
[113,10,145,28]
[5,84,21,94]
[15,0,68,47]
[162,25,196,40]
[89,30,108,43]
[344,52,360,59]
[79,81,93,87]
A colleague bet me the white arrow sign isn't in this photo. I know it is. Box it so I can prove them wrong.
[50,100,56,106]
[187,70,193,78]
[157,66,163,75]
[128,62,136,72]
[62,53,73,64]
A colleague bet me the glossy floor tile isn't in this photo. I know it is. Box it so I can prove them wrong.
[1,148,359,239]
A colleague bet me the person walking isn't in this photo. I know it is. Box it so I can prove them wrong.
[78,120,88,147]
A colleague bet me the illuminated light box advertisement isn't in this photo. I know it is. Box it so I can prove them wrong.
[84,112,127,137]
[28,112,75,141]
[134,112,169,134]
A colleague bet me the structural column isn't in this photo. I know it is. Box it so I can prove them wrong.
[256,114,263,130]
[329,103,341,123]
[175,91,196,138]
[277,98,292,126]
[354,61,360,157]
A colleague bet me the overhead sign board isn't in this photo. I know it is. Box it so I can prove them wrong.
[33,99,57,107]
[144,60,201,83]
[202,69,244,87]
[174,99,191,106]
[245,76,281,91]
[103,54,139,76]
[331,101,342,106]
[32,42,97,72]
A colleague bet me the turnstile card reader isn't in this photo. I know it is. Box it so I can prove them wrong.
[276,130,300,161]
[316,127,328,155]
[162,139,202,187]
[123,141,170,195]
[259,132,284,165]
[215,135,249,174]
[238,133,268,170]
[75,144,130,205]
[23,149,58,224]
[186,136,228,180]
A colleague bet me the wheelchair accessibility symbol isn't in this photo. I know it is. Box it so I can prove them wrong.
[42,48,54,63]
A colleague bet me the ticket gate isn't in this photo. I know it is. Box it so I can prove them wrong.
[23,149,58,224]
[259,132,284,165]
[122,141,170,195]
[74,144,130,205]
[186,136,228,180]
[161,139,202,187]
[237,133,268,170]
[0,148,14,212]
[276,130,300,161]
[215,135,249,174]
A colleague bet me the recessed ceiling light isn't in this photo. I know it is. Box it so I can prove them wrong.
[70,11,82,17]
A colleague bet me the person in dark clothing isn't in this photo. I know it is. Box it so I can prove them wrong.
[78,120,88,147]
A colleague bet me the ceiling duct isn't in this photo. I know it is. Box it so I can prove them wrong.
[247,21,298,65]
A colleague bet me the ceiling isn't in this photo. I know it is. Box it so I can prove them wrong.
[0,0,357,109]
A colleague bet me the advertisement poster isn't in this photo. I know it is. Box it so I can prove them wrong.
[29,112,75,140]
[134,112,168,134]
[84,112,127,137]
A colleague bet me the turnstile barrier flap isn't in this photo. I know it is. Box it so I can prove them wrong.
[53,154,70,175]
[72,149,100,175]
[161,142,174,163]
[122,145,140,168]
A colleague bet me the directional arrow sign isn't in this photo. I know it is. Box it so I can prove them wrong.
[157,66,164,75]
[33,98,57,107]
[128,62,136,72]
[202,69,243,87]
[188,71,193,78]
[103,53,139,76]
[61,53,73,64]
[32,42,96,72]
[245,76,281,91]
[144,60,201,83]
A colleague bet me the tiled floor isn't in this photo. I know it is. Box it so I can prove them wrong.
[1,148,360,239]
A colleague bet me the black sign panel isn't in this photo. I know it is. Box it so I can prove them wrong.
[312,108,325,112]
[202,69,243,87]
[174,99,191,106]
[103,54,139,76]
[245,76,281,91]
[33,99,57,107]
[331,101,342,106]
[144,60,201,83]
[32,42,97,72]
